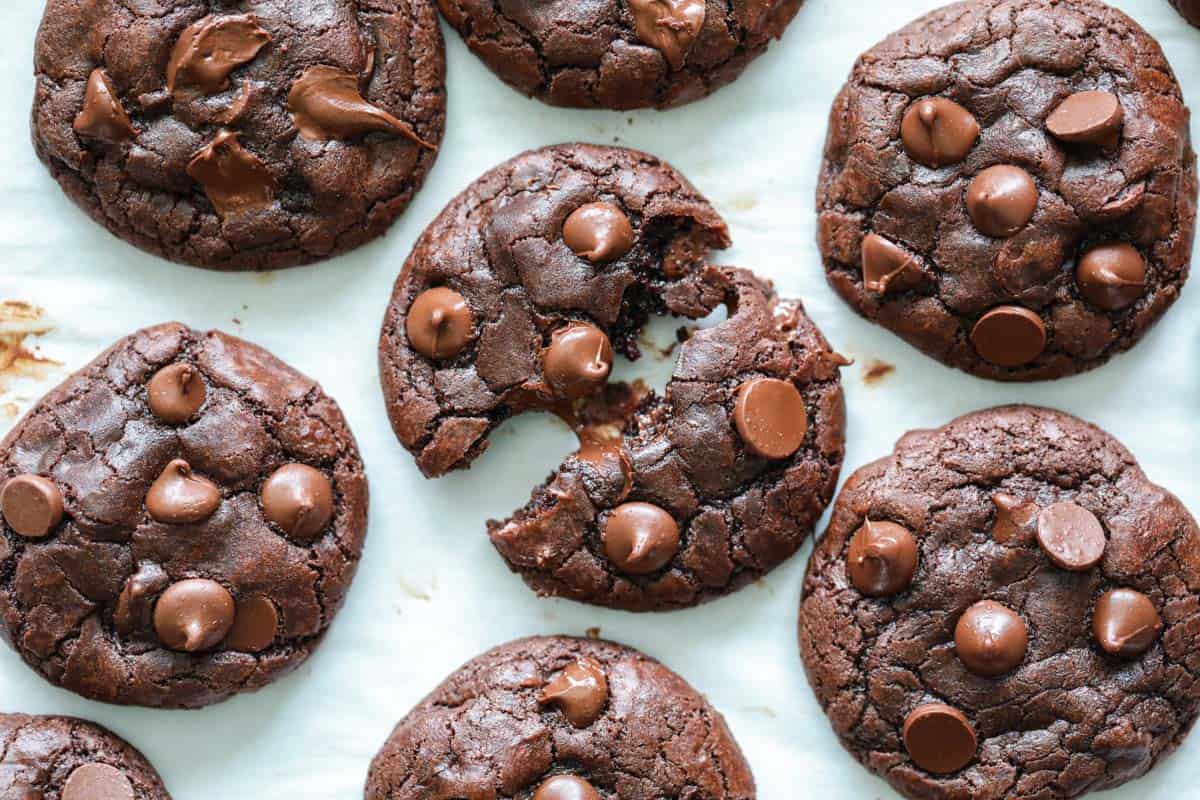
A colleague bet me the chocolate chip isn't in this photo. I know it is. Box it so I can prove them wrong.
[861,233,921,294]
[1036,502,1106,571]
[73,68,135,143]
[970,306,1046,367]
[147,363,206,425]
[287,65,434,148]
[1076,242,1146,311]
[114,562,169,636]
[187,129,277,217]
[903,703,977,774]
[166,14,272,95]
[538,657,609,728]
[543,323,614,400]
[406,287,474,360]
[1,474,65,539]
[574,439,633,500]
[153,578,236,653]
[61,763,134,800]
[261,463,333,542]
[602,502,680,575]
[846,519,918,597]
[991,493,1038,545]
[900,97,980,167]
[733,378,808,459]
[1046,90,1123,146]
[562,202,634,263]
[627,0,706,71]
[225,595,278,652]
[533,775,601,800]
[954,600,1028,676]
[1093,588,1162,657]
[146,460,221,524]
[966,165,1038,237]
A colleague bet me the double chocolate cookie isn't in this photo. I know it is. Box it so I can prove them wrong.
[0,323,368,708]
[436,0,803,109]
[1171,0,1200,26]
[365,635,755,799]
[32,0,445,270]
[0,713,171,799]
[379,143,846,611]
[816,0,1196,380]
[799,405,1200,799]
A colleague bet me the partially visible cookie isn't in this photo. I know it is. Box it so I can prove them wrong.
[365,635,755,799]
[0,323,368,708]
[1171,0,1200,26]
[0,713,170,799]
[817,0,1196,380]
[799,405,1200,799]
[32,1,445,270]
[436,0,803,109]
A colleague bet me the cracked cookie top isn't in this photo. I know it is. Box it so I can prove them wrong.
[0,323,368,709]
[799,405,1200,799]
[378,143,846,611]
[816,0,1196,381]
[364,635,755,799]
[435,0,804,109]
[32,0,445,271]
[0,713,171,799]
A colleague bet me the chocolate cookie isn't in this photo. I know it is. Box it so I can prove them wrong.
[365,635,755,799]
[799,405,1200,799]
[436,0,802,109]
[0,713,171,799]
[378,143,846,611]
[0,323,368,708]
[1171,0,1200,26]
[816,0,1196,381]
[32,1,445,271]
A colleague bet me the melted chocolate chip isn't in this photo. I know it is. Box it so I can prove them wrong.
[602,502,680,575]
[954,600,1028,676]
[146,460,221,524]
[153,578,236,652]
[543,323,614,400]
[114,562,169,636]
[732,377,808,459]
[147,363,206,425]
[533,775,601,800]
[261,463,333,542]
[1,474,65,539]
[966,165,1038,237]
[846,519,918,596]
[61,763,134,800]
[970,306,1046,367]
[538,657,609,728]
[1093,588,1162,658]
[861,233,921,293]
[901,97,980,167]
[1046,90,1123,146]
[225,595,278,652]
[187,130,276,216]
[1036,502,1106,571]
[627,0,706,71]
[902,703,977,774]
[406,287,474,360]
[991,493,1038,545]
[167,14,272,95]
[73,68,135,143]
[287,65,434,148]
[1076,243,1146,311]
[562,202,635,263]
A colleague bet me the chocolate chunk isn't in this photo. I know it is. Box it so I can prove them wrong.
[627,0,706,71]
[733,377,808,459]
[1036,502,1106,571]
[153,578,236,652]
[902,703,977,774]
[602,502,680,575]
[1093,588,1162,657]
[846,519,918,596]
[114,562,170,636]
[533,775,601,800]
[166,14,271,95]
[147,363,206,424]
[146,460,221,524]
[62,763,135,800]
[73,68,135,144]
[1,474,65,539]
[186,130,276,217]
[1076,242,1146,311]
[954,600,1028,676]
[538,657,609,728]
[406,287,474,360]
[288,65,434,148]
[970,306,1046,367]
[1046,90,1123,145]
[543,323,614,400]
[966,165,1038,237]
[861,233,921,293]
[261,463,333,542]
[562,202,635,263]
[225,595,278,652]
[900,98,980,167]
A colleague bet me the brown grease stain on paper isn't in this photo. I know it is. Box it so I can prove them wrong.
[0,302,60,400]
[862,359,895,385]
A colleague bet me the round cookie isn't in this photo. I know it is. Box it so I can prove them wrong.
[799,405,1200,799]
[816,0,1196,381]
[364,635,755,799]
[436,0,803,109]
[0,713,170,799]
[0,323,368,708]
[378,143,846,611]
[32,0,445,271]
[1171,0,1200,27]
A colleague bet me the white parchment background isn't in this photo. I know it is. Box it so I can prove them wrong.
[2,0,1199,797]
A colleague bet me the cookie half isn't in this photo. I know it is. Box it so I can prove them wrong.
[365,635,755,799]
[1171,0,1200,26]
[0,713,170,799]
[816,0,1196,380]
[379,143,846,611]
[0,323,368,708]
[32,0,445,270]
[437,0,803,109]
[799,405,1200,799]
